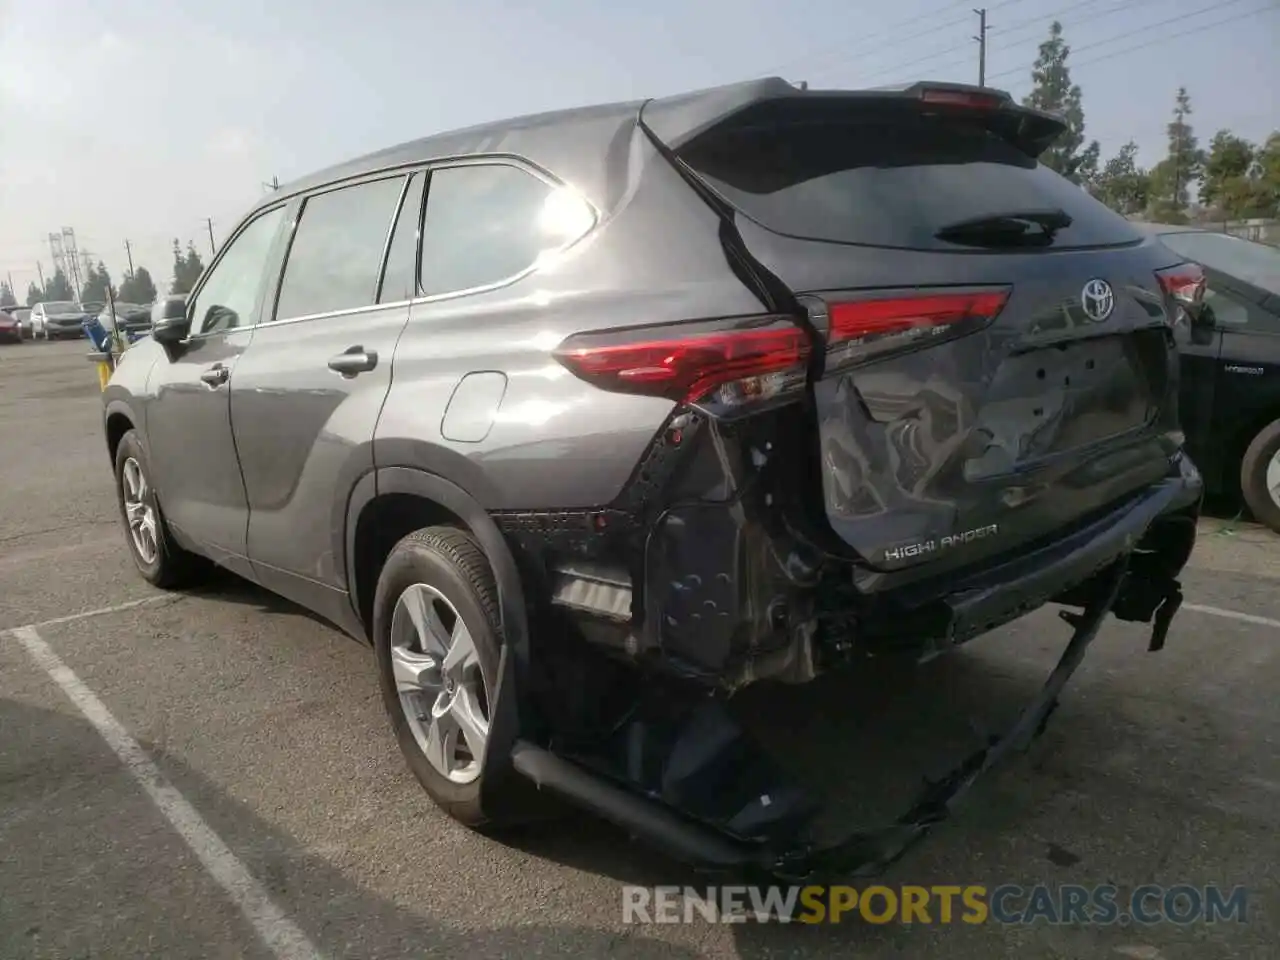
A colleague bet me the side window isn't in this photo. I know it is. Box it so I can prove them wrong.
[378,173,425,304]
[419,163,594,296]
[275,176,407,320]
[191,206,287,335]
[1202,285,1251,327]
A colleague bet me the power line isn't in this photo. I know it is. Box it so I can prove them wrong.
[840,0,1158,88]
[754,0,1024,82]
[986,0,1266,82]
[1063,2,1279,73]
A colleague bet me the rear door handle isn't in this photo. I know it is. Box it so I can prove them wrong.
[327,346,378,377]
[199,363,230,388]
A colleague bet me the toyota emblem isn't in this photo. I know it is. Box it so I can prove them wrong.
[1081,279,1115,322]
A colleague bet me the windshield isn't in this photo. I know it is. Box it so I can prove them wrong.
[1158,231,1280,296]
[46,301,80,313]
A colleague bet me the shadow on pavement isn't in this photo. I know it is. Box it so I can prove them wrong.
[0,696,703,960]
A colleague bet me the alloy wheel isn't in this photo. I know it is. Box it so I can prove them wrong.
[121,457,159,565]
[389,583,490,784]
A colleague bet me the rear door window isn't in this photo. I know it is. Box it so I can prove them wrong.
[274,175,406,321]
[677,105,1142,252]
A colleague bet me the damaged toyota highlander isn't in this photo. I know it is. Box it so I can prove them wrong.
[101,79,1204,879]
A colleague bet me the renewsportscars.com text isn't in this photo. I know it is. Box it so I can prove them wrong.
[622,884,1250,925]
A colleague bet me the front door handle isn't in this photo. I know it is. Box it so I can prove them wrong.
[327,346,378,377]
[199,363,230,388]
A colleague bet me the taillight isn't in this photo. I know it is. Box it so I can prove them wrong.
[553,316,809,410]
[825,289,1009,365]
[1155,262,1206,308]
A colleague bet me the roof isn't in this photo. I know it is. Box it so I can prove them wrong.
[241,76,1059,223]
[252,94,649,217]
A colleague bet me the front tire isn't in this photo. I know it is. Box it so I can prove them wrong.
[1241,418,1280,534]
[373,526,508,827]
[113,430,206,587]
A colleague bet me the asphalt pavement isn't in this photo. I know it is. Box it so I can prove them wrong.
[2,338,1278,959]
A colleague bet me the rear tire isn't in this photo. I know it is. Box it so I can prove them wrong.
[373,526,510,828]
[113,430,207,588]
[1240,418,1280,534]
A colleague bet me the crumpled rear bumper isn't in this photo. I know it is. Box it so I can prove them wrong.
[486,453,1203,881]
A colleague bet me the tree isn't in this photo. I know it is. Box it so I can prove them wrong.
[118,265,158,304]
[1022,21,1100,184]
[80,261,115,304]
[169,240,206,295]
[1092,140,1150,216]
[0,281,16,309]
[44,267,75,301]
[26,282,43,306]
[1200,130,1256,210]
[1147,87,1204,223]
[1252,131,1280,218]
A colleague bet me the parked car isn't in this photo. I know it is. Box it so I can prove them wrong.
[98,302,153,338]
[0,309,21,344]
[101,79,1203,876]
[1137,224,1280,532]
[30,300,89,340]
[12,307,33,338]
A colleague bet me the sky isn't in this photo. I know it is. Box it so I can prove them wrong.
[1,0,1277,297]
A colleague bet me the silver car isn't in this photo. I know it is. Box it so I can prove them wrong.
[30,300,88,340]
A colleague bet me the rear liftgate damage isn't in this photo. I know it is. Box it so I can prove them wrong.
[477,85,1201,880]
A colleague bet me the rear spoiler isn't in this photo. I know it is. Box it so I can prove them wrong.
[639,78,1068,160]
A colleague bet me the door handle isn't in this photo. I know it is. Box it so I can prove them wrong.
[327,346,378,377]
[199,364,230,388]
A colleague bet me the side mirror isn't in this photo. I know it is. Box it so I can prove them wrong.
[151,298,191,345]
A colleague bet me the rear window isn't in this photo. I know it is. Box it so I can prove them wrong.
[677,107,1142,252]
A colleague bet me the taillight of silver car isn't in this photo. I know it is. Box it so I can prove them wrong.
[1155,262,1207,322]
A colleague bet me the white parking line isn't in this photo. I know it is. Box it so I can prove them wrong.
[7,624,324,960]
[1184,603,1280,631]
[26,594,174,629]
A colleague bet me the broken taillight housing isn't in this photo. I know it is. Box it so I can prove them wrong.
[824,288,1010,367]
[553,316,810,411]
[1155,262,1207,314]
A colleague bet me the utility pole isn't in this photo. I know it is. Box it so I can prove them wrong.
[6,271,13,296]
[124,239,135,278]
[205,218,217,257]
[973,8,988,87]
[37,261,45,291]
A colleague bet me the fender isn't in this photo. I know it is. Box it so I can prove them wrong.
[102,396,143,458]
[343,466,531,666]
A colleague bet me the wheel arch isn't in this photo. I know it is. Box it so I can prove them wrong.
[344,467,530,666]
[103,399,140,464]
[1230,406,1280,494]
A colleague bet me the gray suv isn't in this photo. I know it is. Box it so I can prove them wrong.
[102,79,1204,877]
